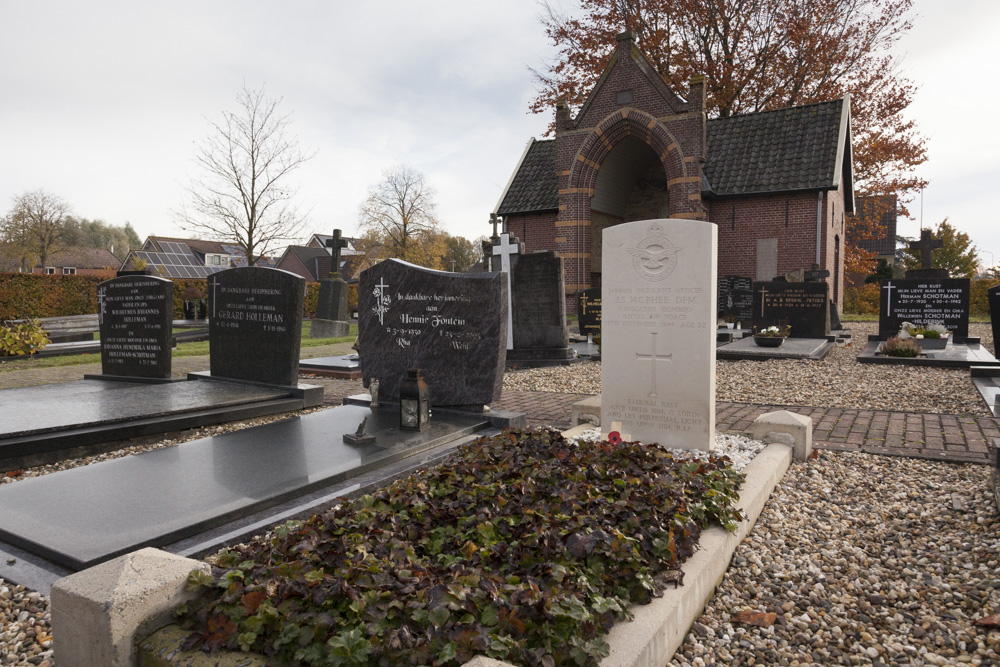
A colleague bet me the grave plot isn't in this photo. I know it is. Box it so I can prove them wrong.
[858,278,999,368]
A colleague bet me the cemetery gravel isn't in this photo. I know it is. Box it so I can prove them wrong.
[2,321,1000,665]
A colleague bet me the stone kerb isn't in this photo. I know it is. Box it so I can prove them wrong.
[51,548,210,667]
[752,409,813,460]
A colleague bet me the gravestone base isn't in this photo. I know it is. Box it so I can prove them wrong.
[857,335,1000,368]
[309,319,351,339]
[343,394,527,430]
[506,347,576,368]
[905,268,950,280]
[187,372,323,407]
[298,355,362,379]
[83,373,186,384]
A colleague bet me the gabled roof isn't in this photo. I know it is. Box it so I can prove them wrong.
[703,98,851,197]
[144,236,228,256]
[38,247,121,269]
[495,139,558,216]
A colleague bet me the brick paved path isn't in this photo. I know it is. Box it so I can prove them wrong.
[3,353,997,464]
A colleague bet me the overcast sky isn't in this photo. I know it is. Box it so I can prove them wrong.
[2,1,998,268]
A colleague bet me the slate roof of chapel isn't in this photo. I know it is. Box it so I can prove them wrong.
[497,98,849,214]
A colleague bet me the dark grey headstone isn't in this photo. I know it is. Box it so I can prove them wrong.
[878,278,970,340]
[208,267,305,386]
[989,285,1000,353]
[315,277,349,322]
[718,276,754,324]
[753,281,830,338]
[829,300,843,331]
[577,287,602,337]
[96,276,173,379]
[358,259,506,406]
[512,251,568,349]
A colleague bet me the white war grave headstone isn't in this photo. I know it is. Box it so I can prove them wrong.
[601,219,717,451]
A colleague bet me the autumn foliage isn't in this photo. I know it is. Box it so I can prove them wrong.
[532,0,928,268]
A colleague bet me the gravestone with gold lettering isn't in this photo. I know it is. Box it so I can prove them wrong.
[753,281,830,338]
[601,219,716,451]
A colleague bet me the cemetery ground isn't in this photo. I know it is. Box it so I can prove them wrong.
[3,321,1000,665]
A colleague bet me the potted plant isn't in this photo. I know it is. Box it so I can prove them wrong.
[878,335,922,357]
[897,321,949,350]
[753,324,790,347]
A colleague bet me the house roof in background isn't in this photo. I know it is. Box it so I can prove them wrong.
[39,247,120,269]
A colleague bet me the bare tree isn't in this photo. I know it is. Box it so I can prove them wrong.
[178,85,314,265]
[358,166,444,269]
[1,190,72,269]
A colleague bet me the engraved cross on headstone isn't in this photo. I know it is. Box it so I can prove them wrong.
[325,229,349,279]
[759,286,770,317]
[910,229,943,270]
[635,331,672,397]
[882,281,896,312]
[492,232,521,349]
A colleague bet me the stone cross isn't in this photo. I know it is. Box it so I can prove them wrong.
[490,213,500,240]
[325,229,349,278]
[759,285,770,317]
[492,233,521,349]
[910,229,943,270]
[635,331,672,397]
[804,263,830,282]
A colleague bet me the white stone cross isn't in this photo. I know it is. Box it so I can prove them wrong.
[635,331,672,397]
[882,281,896,312]
[492,233,520,349]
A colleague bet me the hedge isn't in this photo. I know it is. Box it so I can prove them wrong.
[0,272,359,321]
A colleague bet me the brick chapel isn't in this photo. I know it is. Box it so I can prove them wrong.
[494,31,855,311]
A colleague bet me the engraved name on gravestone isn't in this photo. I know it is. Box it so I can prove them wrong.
[208,267,305,387]
[97,275,173,378]
[512,251,569,350]
[602,219,716,451]
[753,282,830,337]
[577,287,602,337]
[878,278,970,340]
[358,260,506,406]
[718,276,754,324]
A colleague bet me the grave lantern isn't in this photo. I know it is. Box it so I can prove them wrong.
[399,368,430,430]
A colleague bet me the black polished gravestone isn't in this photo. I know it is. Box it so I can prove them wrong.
[358,259,506,406]
[753,281,830,338]
[991,285,1000,354]
[208,267,305,387]
[718,276,754,324]
[878,278,970,340]
[93,275,174,380]
[508,251,573,365]
[577,287,602,337]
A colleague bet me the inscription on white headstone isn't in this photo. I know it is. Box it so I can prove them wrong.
[601,219,717,450]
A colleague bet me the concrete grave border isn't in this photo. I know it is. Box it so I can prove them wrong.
[54,424,797,666]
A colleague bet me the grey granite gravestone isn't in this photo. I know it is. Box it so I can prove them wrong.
[718,276,753,324]
[878,278,970,340]
[990,284,1000,354]
[312,228,351,338]
[508,251,573,365]
[753,281,830,338]
[577,287,602,337]
[93,275,173,380]
[208,267,305,387]
[357,259,506,406]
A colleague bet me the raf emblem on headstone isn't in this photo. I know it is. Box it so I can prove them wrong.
[627,223,682,282]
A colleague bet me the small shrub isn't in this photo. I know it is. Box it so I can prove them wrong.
[0,319,50,356]
[881,335,921,357]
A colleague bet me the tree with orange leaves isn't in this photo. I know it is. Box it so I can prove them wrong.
[531,0,928,274]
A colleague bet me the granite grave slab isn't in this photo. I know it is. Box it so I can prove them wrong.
[0,380,305,471]
[298,355,362,379]
[358,259,506,406]
[0,404,490,571]
[878,278,970,340]
[989,284,1000,352]
[601,218,716,451]
[753,281,830,337]
[209,267,305,386]
[857,335,999,368]
[717,335,834,361]
[94,275,174,380]
[972,367,1000,418]
[577,287,602,337]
